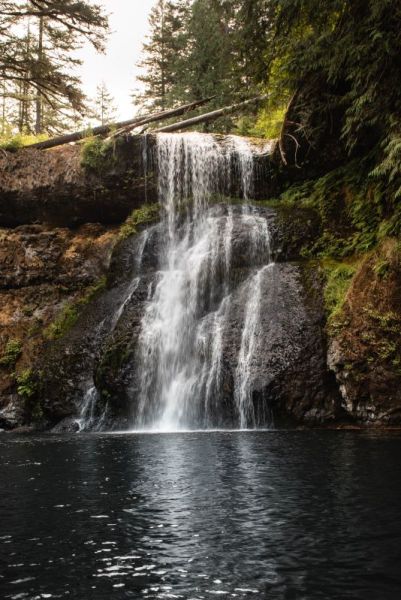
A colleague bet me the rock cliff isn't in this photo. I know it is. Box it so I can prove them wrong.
[1,133,400,431]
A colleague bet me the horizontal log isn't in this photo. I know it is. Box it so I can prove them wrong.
[154,96,268,133]
[25,97,215,150]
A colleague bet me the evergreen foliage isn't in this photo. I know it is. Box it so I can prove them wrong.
[92,82,117,126]
[0,0,109,134]
[136,0,401,194]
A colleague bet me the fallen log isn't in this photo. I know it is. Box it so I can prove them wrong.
[154,95,268,133]
[25,97,214,150]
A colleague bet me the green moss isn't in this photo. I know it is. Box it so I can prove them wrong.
[361,307,401,370]
[0,132,48,152]
[16,368,37,399]
[43,305,80,341]
[16,369,44,422]
[323,261,358,322]
[119,203,160,239]
[82,276,108,304]
[81,137,116,174]
[0,339,23,368]
[43,276,107,341]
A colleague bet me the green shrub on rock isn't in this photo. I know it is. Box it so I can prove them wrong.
[0,339,22,367]
[81,137,116,174]
[323,261,358,322]
[120,203,160,239]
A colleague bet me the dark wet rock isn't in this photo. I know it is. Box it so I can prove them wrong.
[0,135,158,227]
[0,395,25,430]
[0,223,118,427]
[84,207,343,428]
[38,231,154,427]
[51,417,80,433]
[327,240,401,425]
[0,134,273,229]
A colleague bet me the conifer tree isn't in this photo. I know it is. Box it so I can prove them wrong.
[135,0,191,111]
[0,0,109,133]
[93,82,117,126]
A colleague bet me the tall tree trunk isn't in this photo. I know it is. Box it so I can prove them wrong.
[1,82,6,135]
[35,15,44,135]
[161,0,166,109]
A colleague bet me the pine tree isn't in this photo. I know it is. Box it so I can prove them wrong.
[93,82,117,126]
[0,0,109,134]
[134,0,191,111]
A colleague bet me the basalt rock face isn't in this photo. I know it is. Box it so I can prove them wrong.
[0,134,273,230]
[0,223,117,430]
[0,135,158,228]
[328,240,401,425]
[43,205,341,431]
[3,131,399,432]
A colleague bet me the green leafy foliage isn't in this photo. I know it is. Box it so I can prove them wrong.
[135,0,272,131]
[371,131,401,200]
[0,132,48,152]
[0,339,22,367]
[1,1,108,135]
[323,261,357,322]
[275,160,390,259]
[16,369,44,421]
[81,137,116,174]
[16,369,38,399]
[120,204,160,240]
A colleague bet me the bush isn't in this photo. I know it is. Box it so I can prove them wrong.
[81,137,116,173]
[0,339,22,367]
[120,203,160,239]
[16,369,38,399]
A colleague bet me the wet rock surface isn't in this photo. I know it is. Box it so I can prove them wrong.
[0,223,117,429]
[327,240,401,425]
[2,132,400,430]
[0,136,157,227]
[43,206,341,429]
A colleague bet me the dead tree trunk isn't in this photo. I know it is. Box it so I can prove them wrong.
[26,98,214,150]
[154,96,268,133]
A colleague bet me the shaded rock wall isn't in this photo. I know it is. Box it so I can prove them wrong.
[2,131,400,430]
[0,224,117,429]
[328,240,401,425]
[34,207,343,430]
[0,136,157,227]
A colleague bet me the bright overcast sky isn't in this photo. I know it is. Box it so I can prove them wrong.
[77,0,157,120]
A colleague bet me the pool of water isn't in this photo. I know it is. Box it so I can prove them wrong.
[1,431,401,599]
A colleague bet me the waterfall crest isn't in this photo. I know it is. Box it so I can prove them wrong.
[133,133,273,431]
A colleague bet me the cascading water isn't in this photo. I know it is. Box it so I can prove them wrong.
[133,133,273,431]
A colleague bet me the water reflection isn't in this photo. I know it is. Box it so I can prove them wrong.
[1,431,401,599]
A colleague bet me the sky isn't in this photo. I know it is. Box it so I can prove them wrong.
[77,0,157,120]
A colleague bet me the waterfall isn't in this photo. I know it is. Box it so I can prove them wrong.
[134,133,273,431]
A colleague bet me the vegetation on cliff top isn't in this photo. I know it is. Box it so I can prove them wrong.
[80,137,117,174]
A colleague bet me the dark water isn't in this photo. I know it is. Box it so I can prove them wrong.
[1,431,401,599]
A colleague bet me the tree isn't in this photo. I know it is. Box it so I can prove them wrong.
[134,0,191,111]
[133,0,267,131]
[0,0,109,134]
[93,82,117,125]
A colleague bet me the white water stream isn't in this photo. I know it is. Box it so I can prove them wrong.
[134,133,273,431]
